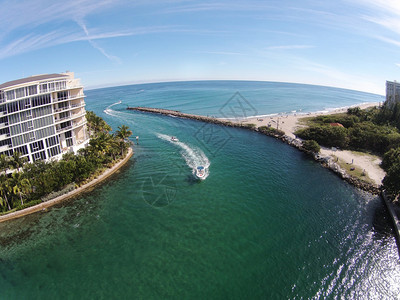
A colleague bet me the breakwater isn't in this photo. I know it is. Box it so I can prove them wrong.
[128,107,380,194]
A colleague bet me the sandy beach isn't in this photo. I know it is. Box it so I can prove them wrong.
[241,102,385,186]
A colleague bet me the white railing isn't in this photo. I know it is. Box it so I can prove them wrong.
[0,144,11,152]
[56,125,72,133]
[54,106,70,113]
[0,133,10,140]
[0,122,8,129]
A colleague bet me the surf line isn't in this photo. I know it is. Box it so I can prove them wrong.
[126,106,380,195]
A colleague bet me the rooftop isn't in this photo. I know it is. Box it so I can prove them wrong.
[0,73,68,90]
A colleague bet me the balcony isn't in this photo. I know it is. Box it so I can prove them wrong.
[71,101,85,108]
[54,106,70,113]
[0,133,10,140]
[56,125,72,133]
[54,115,71,123]
[0,122,9,129]
[0,144,11,152]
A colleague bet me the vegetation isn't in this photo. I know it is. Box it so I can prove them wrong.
[258,126,285,137]
[0,112,132,213]
[302,140,321,153]
[295,104,400,195]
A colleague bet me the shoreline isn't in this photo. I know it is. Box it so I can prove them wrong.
[127,104,382,194]
[0,147,133,223]
[240,102,385,186]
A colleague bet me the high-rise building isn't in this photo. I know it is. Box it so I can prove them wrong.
[386,80,400,107]
[0,72,89,163]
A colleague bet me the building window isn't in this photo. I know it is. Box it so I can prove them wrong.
[40,84,48,93]
[10,124,22,136]
[0,138,11,147]
[32,150,46,161]
[14,145,28,156]
[46,135,59,148]
[15,88,25,99]
[31,94,51,107]
[26,85,37,96]
[47,145,61,158]
[8,113,20,125]
[6,90,15,100]
[30,140,44,153]
[7,101,19,113]
[57,91,68,100]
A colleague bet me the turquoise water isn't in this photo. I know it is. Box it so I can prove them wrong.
[1,81,399,299]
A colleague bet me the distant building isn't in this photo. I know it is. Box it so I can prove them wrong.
[0,72,89,163]
[386,80,400,107]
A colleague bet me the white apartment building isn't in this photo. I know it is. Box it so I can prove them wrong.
[386,80,400,107]
[0,72,90,162]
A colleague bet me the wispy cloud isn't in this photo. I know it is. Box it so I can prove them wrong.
[197,51,245,56]
[266,45,314,50]
[156,2,274,14]
[0,0,186,61]
[349,0,400,39]
[396,63,400,68]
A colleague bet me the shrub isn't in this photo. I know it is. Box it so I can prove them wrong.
[295,125,349,148]
[302,140,321,153]
[258,126,285,137]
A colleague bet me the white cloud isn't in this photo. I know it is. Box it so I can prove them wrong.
[396,63,400,68]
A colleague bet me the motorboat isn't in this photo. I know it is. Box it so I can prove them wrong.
[171,136,179,142]
[194,166,206,179]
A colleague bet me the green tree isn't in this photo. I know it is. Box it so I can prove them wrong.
[86,111,112,136]
[115,125,132,155]
[11,172,31,206]
[302,140,320,153]
[10,152,27,170]
[383,162,400,195]
[0,175,12,210]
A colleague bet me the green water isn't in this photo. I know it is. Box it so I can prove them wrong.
[0,82,399,299]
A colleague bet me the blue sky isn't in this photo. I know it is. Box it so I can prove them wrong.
[0,0,399,94]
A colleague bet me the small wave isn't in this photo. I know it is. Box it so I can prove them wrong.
[157,133,210,179]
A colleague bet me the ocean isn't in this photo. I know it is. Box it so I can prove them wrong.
[0,81,399,299]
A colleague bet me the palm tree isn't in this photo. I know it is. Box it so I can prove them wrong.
[11,172,31,206]
[86,111,111,136]
[0,175,12,210]
[10,151,27,170]
[115,125,132,155]
[89,132,114,157]
[0,154,11,174]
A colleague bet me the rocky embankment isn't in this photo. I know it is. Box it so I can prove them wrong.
[127,107,381,194]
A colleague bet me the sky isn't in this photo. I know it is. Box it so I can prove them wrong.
[0,0,399,95]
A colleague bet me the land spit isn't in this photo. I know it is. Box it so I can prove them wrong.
[0,147,133,223]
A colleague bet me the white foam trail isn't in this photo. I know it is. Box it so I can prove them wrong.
[157,133,210,180]
[103,101,136,125]
[104,100,122,116]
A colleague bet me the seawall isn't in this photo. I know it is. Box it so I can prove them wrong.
[127,106,380,194]
[0,147,133,223]
[381,192,400,258]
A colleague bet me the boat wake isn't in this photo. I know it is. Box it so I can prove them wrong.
[157,133,210,180]
[104,101,122,117]
[103,101,137,126]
